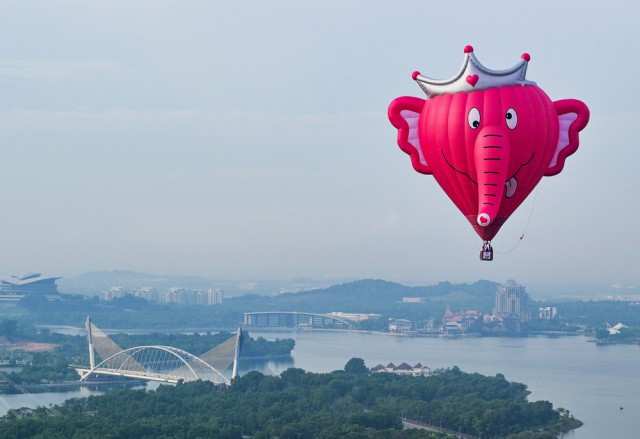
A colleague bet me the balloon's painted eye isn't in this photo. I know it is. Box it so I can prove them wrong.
[505,108,518,130]
[468,107,481,129]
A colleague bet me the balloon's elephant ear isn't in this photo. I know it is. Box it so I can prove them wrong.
[545,99,590,177]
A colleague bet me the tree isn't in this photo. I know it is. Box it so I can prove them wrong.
[0,319,18,337]
[0,366,577,438]
[344,358,368,375]
[595,328,610,340]
[18,295,49,311]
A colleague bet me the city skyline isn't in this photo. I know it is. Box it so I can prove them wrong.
[0,2,638,295]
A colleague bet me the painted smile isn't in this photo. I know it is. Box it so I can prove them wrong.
[440,149,535,198]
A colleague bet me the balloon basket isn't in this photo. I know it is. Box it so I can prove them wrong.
[480,242,493,261]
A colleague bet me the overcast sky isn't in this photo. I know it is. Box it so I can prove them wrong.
[0,1,638,295]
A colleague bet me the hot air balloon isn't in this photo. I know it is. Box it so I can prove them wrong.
[388,45,589,260]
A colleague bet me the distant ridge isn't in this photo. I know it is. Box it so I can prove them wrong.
[237,279,500,314]
[285,279,499,301]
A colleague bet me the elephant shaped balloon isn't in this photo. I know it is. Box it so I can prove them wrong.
[388,46,589,260]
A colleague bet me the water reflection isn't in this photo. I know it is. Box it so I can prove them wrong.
[0,384,131,417]
[0,357,293,417]
[238,356,294,376]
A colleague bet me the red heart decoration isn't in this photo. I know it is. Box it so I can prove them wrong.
[466,74,479,87]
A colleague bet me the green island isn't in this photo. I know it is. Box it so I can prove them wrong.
[0,360,580,439]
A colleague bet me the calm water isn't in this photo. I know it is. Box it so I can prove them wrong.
[0,381,163,418]
[255,331,639,439]
[2,331,638,438]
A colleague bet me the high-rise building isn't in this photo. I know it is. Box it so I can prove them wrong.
[207,289,224,305]
[104,286,127,300]
[136,287,159,302]
[495,279,529,322]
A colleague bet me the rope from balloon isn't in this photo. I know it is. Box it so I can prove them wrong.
[496,185,540,255]
[475,185,540,260]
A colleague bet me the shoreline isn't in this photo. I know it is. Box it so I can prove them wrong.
[0,379,146,394]
[40,324,595,341]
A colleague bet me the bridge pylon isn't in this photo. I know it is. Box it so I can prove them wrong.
[77,317,243,385]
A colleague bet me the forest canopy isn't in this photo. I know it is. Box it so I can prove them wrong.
[0,361,578,439]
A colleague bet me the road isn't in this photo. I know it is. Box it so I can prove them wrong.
[402,418,478,439]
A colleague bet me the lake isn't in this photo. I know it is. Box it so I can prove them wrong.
[2,330,638,438]
[252,330,639,439]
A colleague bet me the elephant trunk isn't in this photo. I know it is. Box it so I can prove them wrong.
[474,127,510,227]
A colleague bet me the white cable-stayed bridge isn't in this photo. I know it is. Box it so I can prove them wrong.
[75,317,243,385]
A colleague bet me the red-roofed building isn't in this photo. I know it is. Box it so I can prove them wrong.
[372,362,431,377]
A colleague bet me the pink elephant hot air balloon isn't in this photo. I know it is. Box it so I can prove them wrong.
[388,45,589,260]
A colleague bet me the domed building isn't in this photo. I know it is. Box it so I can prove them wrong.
[0,273,61,295]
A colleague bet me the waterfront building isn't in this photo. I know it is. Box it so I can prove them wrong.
[243,311,354,329]
[607,323,627,335]
[441,306,483,333]
[329,312,381,322]
[0,273,60,295]
[539,306,558,319]
[371,362,431,376]
[388,319,413,334]
[443,321,464,335]
[501,315,521,332]
[495,279,530,322]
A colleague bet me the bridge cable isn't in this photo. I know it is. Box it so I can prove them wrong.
[0,372,63,417]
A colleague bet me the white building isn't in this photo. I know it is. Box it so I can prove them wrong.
[136,287,158,302]
[538,306,558,319]
[329,312,381,322]
[371,362,431,377]
[207,289,224,305]
[104,286,127,301]
[388,319,413,333]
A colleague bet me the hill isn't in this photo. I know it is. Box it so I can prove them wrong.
[13,278,500,329]
[232,279,499,316]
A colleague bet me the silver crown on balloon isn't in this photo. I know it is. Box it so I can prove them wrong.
[412,45,536,98]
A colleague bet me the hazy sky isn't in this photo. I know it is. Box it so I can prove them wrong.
[0,1,638,294]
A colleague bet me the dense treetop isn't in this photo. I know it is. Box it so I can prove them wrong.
[0,361,577,439]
